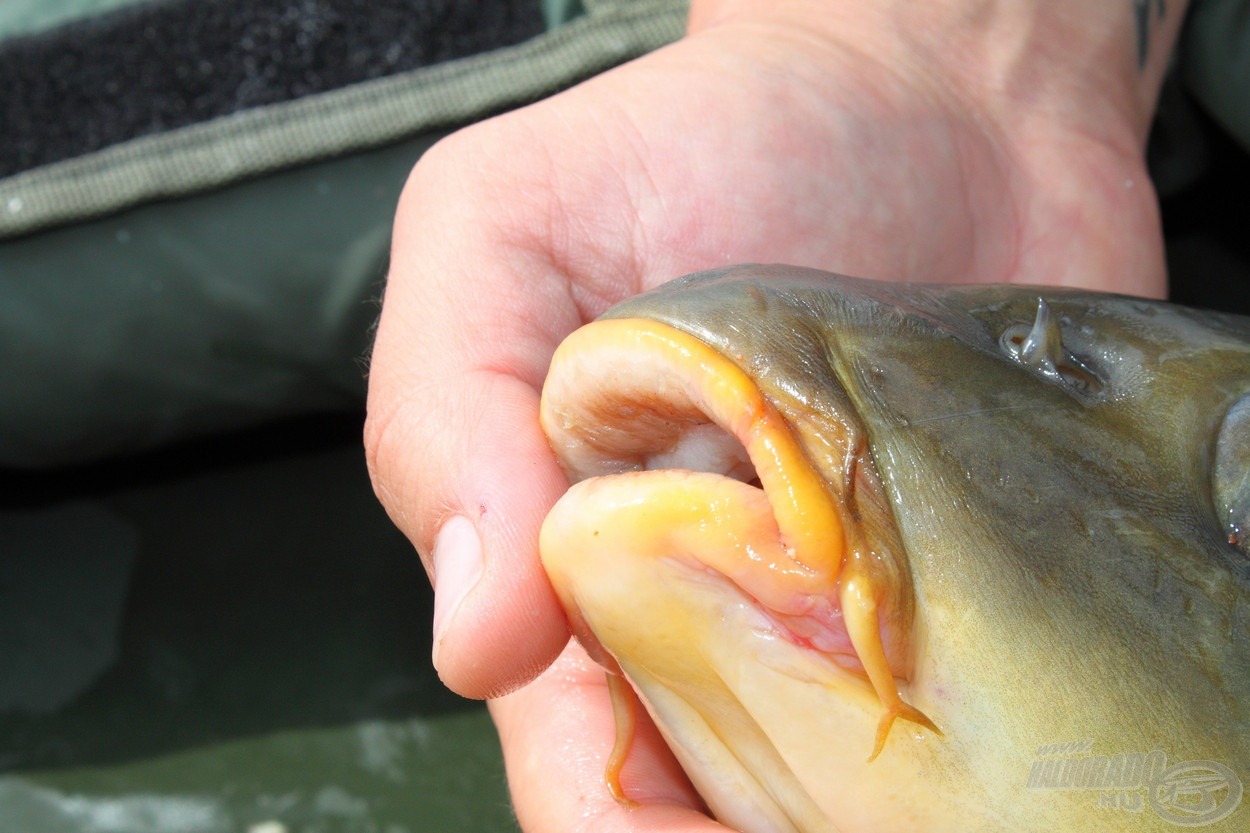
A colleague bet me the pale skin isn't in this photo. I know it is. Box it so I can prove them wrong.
[365,1,1190,829]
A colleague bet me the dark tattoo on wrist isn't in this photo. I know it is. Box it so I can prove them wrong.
[1134,0,1167,69]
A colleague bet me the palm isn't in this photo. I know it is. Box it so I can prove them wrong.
[465,22,1165,326]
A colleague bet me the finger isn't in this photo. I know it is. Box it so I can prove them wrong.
[490,642,728,833]
[366,128,590,699]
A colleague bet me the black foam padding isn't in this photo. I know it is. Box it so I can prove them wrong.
[0,0,545,178]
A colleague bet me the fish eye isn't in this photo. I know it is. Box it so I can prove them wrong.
[1213,392,1250,553]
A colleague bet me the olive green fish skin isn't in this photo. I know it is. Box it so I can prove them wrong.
[601,264,1250,831]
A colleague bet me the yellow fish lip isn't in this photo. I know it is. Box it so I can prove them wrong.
[539,317,935,762]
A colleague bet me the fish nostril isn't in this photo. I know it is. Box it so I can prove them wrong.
[999,299,1104,396]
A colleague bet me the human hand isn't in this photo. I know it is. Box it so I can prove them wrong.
[366,0,1187,828]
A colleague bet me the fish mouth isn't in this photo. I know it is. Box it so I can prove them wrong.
[538,317,936,763]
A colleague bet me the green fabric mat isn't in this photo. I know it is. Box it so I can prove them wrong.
[0,418,518,833]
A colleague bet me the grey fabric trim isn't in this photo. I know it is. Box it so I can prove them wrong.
[0,0,687,239]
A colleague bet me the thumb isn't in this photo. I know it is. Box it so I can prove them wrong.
[378,369,573,699]
[365,144,580,699]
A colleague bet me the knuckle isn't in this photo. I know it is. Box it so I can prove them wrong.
[397,124,506,219]
[363,388,436,545]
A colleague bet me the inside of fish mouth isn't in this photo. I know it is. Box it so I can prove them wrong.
[540,316,834,595]
[541,317,846,579]
[541,318,935,759]
[560,390,762,486]
[643,421,760,484]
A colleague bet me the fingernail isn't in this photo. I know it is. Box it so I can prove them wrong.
[431,515,484,670]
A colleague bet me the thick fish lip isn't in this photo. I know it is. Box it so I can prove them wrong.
[539,316,930,758]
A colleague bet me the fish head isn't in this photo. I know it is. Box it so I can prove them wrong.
[538,264,1250,833]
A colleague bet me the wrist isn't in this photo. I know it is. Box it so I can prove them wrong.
[688,0,1190,149]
